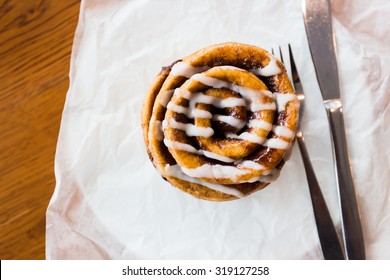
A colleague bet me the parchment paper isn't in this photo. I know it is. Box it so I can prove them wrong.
[46,0,390,259]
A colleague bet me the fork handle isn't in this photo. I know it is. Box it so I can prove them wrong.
[296,133,345,260]
[326,107,366,260]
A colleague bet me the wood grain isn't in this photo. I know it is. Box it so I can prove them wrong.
[0,0,81,259]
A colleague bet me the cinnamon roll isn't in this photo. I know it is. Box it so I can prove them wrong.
[142,42,299,201]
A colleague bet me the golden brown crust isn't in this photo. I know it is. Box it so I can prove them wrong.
[141,42,298,201]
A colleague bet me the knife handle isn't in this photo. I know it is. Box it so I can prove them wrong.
[326,105,366,260]
[296,134,345,260]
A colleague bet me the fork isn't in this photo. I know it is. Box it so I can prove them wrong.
[273,45,345,260]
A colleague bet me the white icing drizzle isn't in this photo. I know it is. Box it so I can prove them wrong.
[190,73,275,113]
[201,150,236,163]
[235,166,279,183]
[235,87,275,112]
[167,100,212,119]
[176,88,246,109]
[163,139,236,163]
[273,125,295,139]
[248,119,273,130]
[193,108,213,119]
[165,164,245,198]
[212,97,246,108]
[163,138,285,180]
[170,61,208,78]
[258,168,280,183]
[226,132,265,145]
[167,102,189,116]
[163,139,198,154]
[159,90,174,107]
[181,164,250,182]
[177,88,192,99]
[263,138,291,150]
[165,119,214,137]
[190,93,246,109]
[237,160,266,171]
[236,86,274,100]
[212,115,246,130]
[162,119,168,130]
[215,65,244,71]
[251,54,282,77]
[274,93,297,111]
[167,95,245,120]
[249,101,276,111]
[191,73,231,89]
[257,124,295,150]
[180,161,278,184]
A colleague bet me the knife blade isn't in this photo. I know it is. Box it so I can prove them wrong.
[302,0,366,259]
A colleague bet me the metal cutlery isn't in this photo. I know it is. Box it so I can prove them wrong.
[302,0,366,259]
[273,45,345,260]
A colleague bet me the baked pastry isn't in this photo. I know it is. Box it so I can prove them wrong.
[142,42,299,201]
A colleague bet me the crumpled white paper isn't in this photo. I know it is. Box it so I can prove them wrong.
[46,0,390,259]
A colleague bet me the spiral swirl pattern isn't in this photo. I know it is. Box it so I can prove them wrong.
[142,42,299,201]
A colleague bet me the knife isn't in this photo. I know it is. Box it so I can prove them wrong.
[302,0,366,259]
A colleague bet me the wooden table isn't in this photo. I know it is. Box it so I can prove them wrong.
[0,0,81,259]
